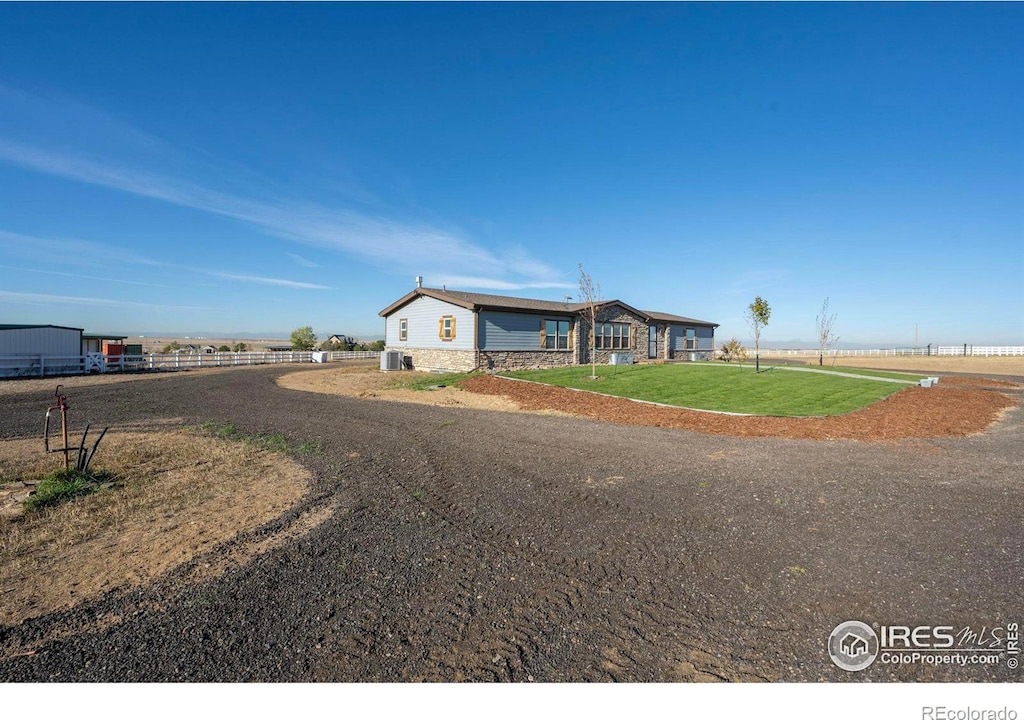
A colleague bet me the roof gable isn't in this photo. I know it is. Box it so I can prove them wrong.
[380,287,717,326]
[643,310,720,328]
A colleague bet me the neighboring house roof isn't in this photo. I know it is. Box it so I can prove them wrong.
[379,287,718,326]
[82,334,128,341]
[0,324,84,332]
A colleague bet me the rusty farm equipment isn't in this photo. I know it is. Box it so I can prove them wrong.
[43,385,109,472]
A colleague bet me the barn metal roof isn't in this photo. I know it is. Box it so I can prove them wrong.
[0,324,84,332]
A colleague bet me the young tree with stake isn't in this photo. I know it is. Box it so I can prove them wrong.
[578,263,601,379]
[745,296,771,373]
[816,297,840,366]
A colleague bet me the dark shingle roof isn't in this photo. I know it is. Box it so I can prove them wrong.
[642,310,719,327]
[430,289,588,313]
[379,287,717,326]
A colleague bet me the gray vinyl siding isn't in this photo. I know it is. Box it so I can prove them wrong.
[385,295,475,351]
[669,324,716,351]
[0,327,82,357]
[478,310,573,351]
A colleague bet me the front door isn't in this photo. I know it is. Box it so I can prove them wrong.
[649,325,658,359]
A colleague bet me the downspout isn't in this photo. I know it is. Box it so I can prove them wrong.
[474,309,480,371]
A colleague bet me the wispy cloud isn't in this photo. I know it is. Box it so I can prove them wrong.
[0,290,212,311]
[287,252,319,268]
[433,276,584,291]
[0,88,573,291]
[207,272,331,290]
[0,264,172,288]
[0,229,163,269]
[0,229,329,291]
[721,269,789,297]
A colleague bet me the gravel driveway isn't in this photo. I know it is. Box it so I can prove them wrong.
[1,364,1021,681]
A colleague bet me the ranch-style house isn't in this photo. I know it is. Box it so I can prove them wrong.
[379,285,718,373]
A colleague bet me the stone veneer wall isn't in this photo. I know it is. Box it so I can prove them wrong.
[478,350,575,371]
[578,307,651,366]
[391,347,478,373]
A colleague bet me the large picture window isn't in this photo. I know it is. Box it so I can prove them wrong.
[543,319,570,350]
[594,322,630,350]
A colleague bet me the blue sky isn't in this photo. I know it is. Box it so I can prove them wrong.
[1,3,1021,346]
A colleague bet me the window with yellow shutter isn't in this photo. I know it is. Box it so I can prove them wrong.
[439,315,456,341]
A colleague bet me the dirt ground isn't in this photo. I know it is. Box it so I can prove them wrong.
[277,364,528,414]
[0,362,1020,682]
[763,354,1024,378]
[0,430,315,630]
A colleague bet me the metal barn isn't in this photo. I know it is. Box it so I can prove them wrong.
[0,324,83,357]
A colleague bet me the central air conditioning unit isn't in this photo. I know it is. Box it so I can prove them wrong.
[381,350,403,371]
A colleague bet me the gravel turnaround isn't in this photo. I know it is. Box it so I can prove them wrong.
[1,365,1022,682]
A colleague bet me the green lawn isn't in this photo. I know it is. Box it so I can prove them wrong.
[502,363,913,416]
[387,371,474,391]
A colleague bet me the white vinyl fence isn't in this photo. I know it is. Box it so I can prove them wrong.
[1,350,384,379]
[761,346,1024,358]
[328,351,382,361]
[0,351,319,379]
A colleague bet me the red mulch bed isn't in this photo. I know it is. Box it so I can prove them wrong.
[458,375,1019,441]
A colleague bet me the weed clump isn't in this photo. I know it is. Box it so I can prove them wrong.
[23,467,118,512]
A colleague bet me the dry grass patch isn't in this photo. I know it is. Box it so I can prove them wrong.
[0,430,312,626]
[278,365,530,413]
[763,354,1024,378]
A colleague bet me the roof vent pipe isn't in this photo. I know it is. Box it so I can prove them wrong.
[416,276,423,288]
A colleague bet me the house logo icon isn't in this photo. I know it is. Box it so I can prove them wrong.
[828,621,879,671]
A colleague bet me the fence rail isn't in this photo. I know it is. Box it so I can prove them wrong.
[0,351,320,379]
[760,346,1024,358]
[328,351,382,361]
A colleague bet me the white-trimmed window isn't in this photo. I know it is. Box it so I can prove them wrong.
[398,318,408,342]
[438,315,456,341]
[594,322,630,350]
[542,319,571,350]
